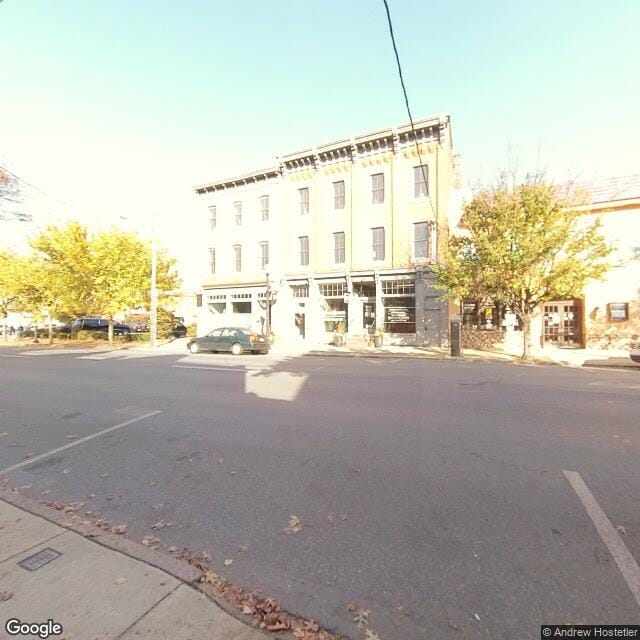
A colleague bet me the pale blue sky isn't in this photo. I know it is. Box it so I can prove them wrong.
[1,0,638,282]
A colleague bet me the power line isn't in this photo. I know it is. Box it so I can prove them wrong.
[381,0,439,255]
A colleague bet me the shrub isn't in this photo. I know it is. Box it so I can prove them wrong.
[186,322,197,337]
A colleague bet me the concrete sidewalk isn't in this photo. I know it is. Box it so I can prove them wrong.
[0,498,262,640]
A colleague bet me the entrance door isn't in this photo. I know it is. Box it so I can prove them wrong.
[363,302,375,333]
[295,313,306,339]
[543,301,582,346]
[423,297,442,346]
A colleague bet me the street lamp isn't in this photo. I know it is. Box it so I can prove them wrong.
[262,267,277,340]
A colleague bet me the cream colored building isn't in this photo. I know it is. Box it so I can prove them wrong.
[193,114,460,345]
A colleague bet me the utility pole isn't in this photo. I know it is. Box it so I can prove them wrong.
[150,213,158,348]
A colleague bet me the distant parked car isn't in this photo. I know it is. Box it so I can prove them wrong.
[187,327,268,355]
[71,317,131,336]
[171,322,187,338]
[630,336,640,364]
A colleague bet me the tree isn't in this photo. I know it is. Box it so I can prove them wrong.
[0,167,21,207]
[433,176,613,358]
[91,229,181,344]
[30,222,95,324]
[0,251,20,341]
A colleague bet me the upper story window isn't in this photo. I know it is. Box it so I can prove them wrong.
[233,244,242,272]
[414,165,428,198]
[333,181,345,210]
[298,187,309,215]
[208,247,216,275]
[414,222,429,259]
[333,232,345,264]
[208,205,216,230]
[259,241,269,269]
[371,173,384,204]
[299,236,309,266]
[372,226,385,261]
[260,195,269,222]
[234,201,242,225]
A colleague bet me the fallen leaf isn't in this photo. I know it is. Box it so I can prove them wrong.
[238,544,249,552]
[353,609,370,629]
[0,591,13,602]
[242,604,253,615]
[327,514,336,524]
[149,481,157,486]
[224,558,234,566]
[24,452,34,459]
[283,515,302,535]
[66,434,78,440]
[365,631,380,640]
[41,490,51,495]
[218,457,224,464]
[616,525,628,536]
[111,524,127,534]
[168,545,178,553]
[100,473,109,478]
[142,535,161,547]
[151,520,172,530]
[87,494,95,499]
[346,601,357,612]
[474,613,481,622]
[152,503,164,511]
[114,577,126,585]
[62,469,70,474]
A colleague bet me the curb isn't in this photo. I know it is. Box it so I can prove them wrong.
[0,489,201,585]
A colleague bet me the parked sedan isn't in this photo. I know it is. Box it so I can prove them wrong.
[187,327,269,355]
[630,336,640,364]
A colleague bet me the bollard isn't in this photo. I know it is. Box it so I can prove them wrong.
[450,319,462,357]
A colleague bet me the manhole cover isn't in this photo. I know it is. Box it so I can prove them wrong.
[18,547,62,571]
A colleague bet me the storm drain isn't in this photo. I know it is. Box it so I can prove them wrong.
[18,548,62,571]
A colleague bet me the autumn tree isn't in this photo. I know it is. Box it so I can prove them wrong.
[0,251,20,341]
[433,176,613,358]
[91,229,181,344]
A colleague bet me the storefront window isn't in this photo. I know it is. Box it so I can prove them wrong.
[383,296,416,333]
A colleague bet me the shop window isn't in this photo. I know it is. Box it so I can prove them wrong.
[383,296,415,333]
[232,301,251,314]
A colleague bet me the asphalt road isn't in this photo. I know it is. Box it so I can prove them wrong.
[1,347,639,639]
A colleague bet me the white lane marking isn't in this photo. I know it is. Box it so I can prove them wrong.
[0,410,162,476]
[172,365,246,372]
[564,470,640,609]
[0,354,29,358]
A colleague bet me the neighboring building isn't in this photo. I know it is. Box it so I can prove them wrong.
[193,115,460,346]
[462,174,640,353]
[576,174,640,349]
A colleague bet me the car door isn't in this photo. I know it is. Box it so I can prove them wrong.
[219,328,237,351]
[202,328,224,350]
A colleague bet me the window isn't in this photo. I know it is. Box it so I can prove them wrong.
[607,302,628,322]
[382,280,414,295]
[231,301,251,314]
[299,187,309,215]
[414,222,429,259]
[208,302,226,314]
[208,205,216,229]
[333,232,345,264]
[259,241,269,269]
[260,195,269,222]
[372,227,385,261]
[298,236,309,266]
[333,181,345,210]
[319,282,345,297]
[291,284,309,298]
[234,201,242,225]
[208,247,216,275]
[233,244,242,272]
[414,165,428,198]
[371,173,384,204]
[384,298,416,333]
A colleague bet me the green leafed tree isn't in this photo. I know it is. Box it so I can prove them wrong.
[433,176,613,358]
[91,228,181,344]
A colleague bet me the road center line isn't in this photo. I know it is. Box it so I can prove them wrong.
[563,470,640,609]
[0,410,162,476]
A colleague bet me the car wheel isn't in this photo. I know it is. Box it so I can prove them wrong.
[231,342,243,356]
[189,342,201,354]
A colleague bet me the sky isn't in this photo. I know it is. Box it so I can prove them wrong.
[1,0,639,286]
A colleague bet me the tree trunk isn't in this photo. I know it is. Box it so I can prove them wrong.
[108,318,114,346]
[48,308,54,346]
[2,313,7,343]
[521,314,532,359]
[33,323,39,344]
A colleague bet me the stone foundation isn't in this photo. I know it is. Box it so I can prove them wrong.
[462,328,524,354]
